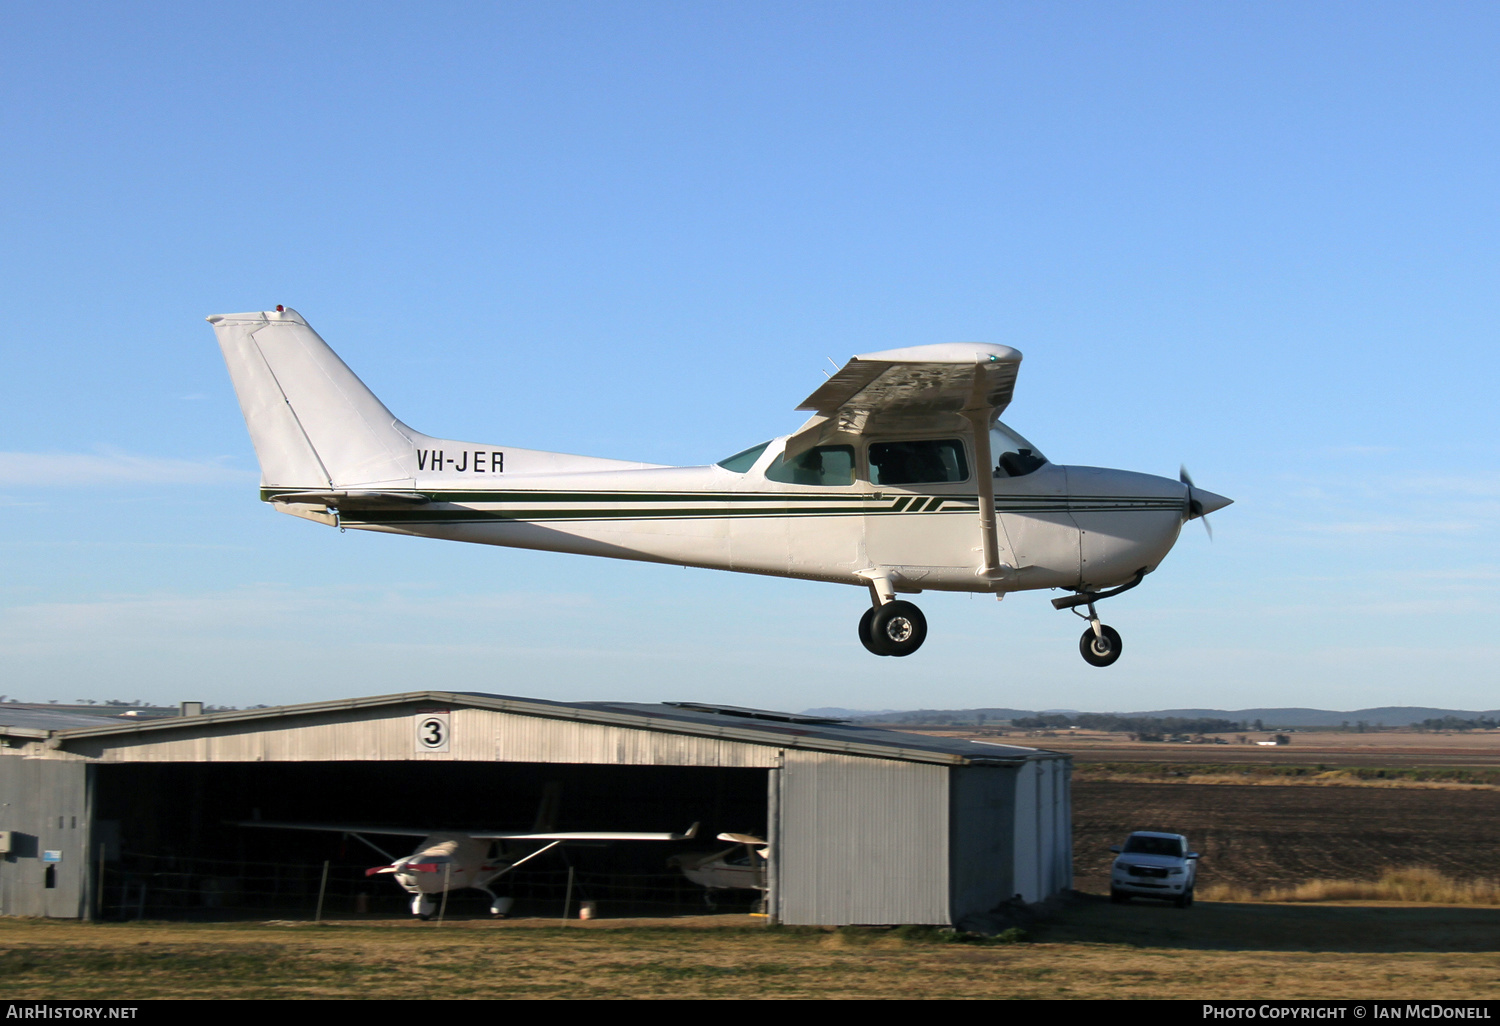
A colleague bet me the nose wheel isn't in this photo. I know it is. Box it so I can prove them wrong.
[858,600,927,657]
[1053,568,1146,668]
[1079,624,1122,667]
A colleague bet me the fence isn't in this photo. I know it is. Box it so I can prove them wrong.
[98,851,758,920]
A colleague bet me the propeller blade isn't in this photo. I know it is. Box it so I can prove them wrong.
[1180,465,1216,541]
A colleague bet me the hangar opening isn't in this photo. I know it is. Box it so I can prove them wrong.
[93,761,768,918]
[0,691,1071,928]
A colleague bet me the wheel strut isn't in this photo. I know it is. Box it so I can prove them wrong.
[1052,568,1146,667]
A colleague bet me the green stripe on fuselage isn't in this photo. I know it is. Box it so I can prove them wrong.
[261,487,1181,526]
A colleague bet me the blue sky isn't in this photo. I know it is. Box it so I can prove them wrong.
[2,2,1497,713]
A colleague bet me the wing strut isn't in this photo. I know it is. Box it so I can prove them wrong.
[963,364,1002,580]
[488,840,564,880]
[341,831,397,862]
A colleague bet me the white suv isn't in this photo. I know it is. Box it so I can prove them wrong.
[1109,831,1200,907]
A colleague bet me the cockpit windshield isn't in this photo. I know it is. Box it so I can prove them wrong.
[991,422,1047,478]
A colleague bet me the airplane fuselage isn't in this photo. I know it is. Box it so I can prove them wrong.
[212,307,1230,662]
[280,443,1189,597]
[377,834,502,896]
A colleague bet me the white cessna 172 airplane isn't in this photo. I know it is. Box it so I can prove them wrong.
[209,307,1229,663]
[237,819,698,918]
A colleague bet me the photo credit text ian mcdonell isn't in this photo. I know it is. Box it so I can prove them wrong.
[1203,1005,1493,1019]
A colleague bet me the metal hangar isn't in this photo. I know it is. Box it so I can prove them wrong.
[0,691,1071,927]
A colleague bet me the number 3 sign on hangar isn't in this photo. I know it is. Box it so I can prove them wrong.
[415,710,450,753]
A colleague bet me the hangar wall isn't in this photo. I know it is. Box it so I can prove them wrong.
[775,750,950,925]
[55,705,780,768]
[0,758,90,918]
[1011,756,1072,902]
[949,764,1018,920]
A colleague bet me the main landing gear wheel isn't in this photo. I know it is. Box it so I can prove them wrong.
[1079,624,1123,667]
[859,600,927,657]
[857,608,890,656]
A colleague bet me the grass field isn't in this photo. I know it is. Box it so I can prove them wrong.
[1,902,1497,1000]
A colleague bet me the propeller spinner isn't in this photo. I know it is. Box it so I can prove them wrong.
[1180,466,1232,540]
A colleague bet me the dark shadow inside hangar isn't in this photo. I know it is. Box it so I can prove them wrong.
[94,761,768,918]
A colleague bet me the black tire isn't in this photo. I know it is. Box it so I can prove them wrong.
[871,601,927,657]
[1079,624,1123,667]
[858,608,892,656]
[1175,887,1194,909]
[1110,889,1129,904]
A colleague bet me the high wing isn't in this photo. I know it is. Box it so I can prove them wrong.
[785,342,1021,458]
[785,342,1022,581]
[233,821,698,841]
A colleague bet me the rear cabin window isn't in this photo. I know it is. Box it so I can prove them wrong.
[764,445,856,486]
[868,439,969,485]
[716,441,770,473]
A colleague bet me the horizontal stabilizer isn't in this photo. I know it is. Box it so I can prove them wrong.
[268,490,430,509]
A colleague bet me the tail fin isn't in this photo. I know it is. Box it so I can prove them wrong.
[531,781,563,833]
[208,308,415,489]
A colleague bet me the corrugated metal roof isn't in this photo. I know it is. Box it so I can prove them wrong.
[46,690,1062,767]
[0,708,146,737]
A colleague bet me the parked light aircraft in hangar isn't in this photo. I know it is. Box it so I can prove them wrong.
[236,819,698,918]
[209,307,1229,663]
[670,832,769,905]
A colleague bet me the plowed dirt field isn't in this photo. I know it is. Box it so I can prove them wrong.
[1073,781,1500,893]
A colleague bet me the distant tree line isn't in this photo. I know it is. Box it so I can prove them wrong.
[1418,716,1499,731]
[1011,713,1241,734]
[859,709,1022,725]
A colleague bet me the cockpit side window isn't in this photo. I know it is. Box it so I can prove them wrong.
[764,445,856,486]
[867,439,969,485]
